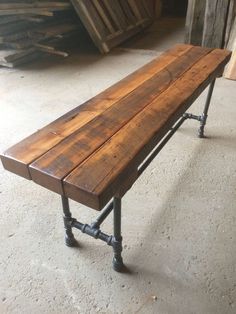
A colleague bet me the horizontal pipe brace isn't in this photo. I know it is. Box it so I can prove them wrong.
[137,111,206,176]
[66,218,118,247]
[64,110,207,247]
[183,112,203,122]
[138,115,187,176]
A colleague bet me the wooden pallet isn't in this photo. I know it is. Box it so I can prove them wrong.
[71,0,154,53]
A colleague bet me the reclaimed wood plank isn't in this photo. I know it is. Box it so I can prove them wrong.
[71,0,109,53]
[224,0,236,48]
[0,44,193,179]
[92,0,116,34]
[101,0,123,31]
[185,0,206,45]
[105,19,151,51]
[29,46,211,195]
[63,49,231,210]
[202,0,230,48]
[224,17,236,80]
[128,0,143,21]
[0,3,71,10]
[102,0,127,31]
[225,50,236,80]
[0,8,54,16]
[119,0,137,25]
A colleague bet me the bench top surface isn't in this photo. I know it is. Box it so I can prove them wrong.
[1,44,231,210]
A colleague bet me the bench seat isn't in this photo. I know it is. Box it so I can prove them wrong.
[1,44,231,210]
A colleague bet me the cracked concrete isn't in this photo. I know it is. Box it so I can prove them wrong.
[0,18,236,314]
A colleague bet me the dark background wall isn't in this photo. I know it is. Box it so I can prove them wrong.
[162,0,188,17]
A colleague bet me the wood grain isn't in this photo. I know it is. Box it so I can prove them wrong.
[0,45,231,211]
[224,10,236,80]
[202,0,230,48]
[0,44,192,179]
[185,0,206,45]
[29,46,211,194]
[63,49,231,210]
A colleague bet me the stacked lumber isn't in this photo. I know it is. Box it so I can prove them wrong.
[0,0,155,68]
[185,0,236,80]
[0,1,80,67]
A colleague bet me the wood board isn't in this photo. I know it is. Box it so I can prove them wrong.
[185,0,206,46]
[185,0,236,80]
[224,18,236,80]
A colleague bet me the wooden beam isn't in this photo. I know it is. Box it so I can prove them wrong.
[185,0,206,45]
[202,0,230,48]
[224,17,236,80]
[224,0,236,48]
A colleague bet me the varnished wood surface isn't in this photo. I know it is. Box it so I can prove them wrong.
[1,44,192,179]
[0,44,231,210]
[63,48,231,209]
[29,45,211,194]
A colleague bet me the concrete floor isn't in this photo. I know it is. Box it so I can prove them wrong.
[0,18,236,314]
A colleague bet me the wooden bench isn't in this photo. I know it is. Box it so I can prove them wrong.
[0,44,231,272]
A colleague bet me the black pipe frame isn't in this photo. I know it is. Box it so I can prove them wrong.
[62,79,216,272]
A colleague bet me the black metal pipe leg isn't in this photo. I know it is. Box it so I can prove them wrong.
[61,196,77,247]
[198,79,216,138]
[112,197,124,272]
